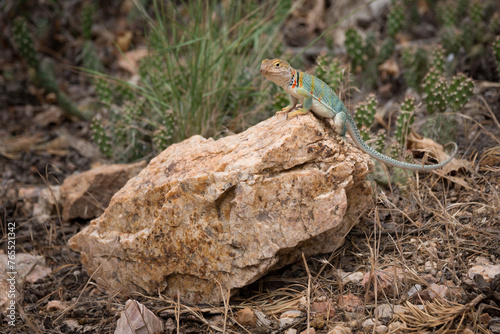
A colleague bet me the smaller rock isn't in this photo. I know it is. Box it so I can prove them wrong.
[388,321,406,331]
[33,186,60,223]
[299,328,315,334]
[285,329,297,334]
[279,310,303,328]
[490,322,500,334]
[60,161,146,221]
[63,319,82,331]
[427,283,448,300]
[115,299,164,334]
[311,300,335,317]
[468,264,500,282]
[407,284,422,298]
[362,318,379,330]
[424,261,438,275]
[375,325,388,334]
[374,304,405,321]
[339,270,364,284]
[280,310,303,319]
[337,294,362,312]
[327,325,352,334]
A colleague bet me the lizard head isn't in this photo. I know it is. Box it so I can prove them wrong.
[260,59,294,88]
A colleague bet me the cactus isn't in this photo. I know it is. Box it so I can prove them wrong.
[152,127,172,152]
[82,41,103,72]
[430,46,446,74]
[494,36,500,74]
[422,67,448,113]
[82,3,94,40]
[377,37,395,64]
[440,26,462,54]
[470,1,484,26]
[315,55,346,93]
[374,129,386,153]
[95,77,113,107]
[11,17,86,119]
[448,73,474,111]
[365,31,377,60]
[436,1,457,27]
[345,28,366,70]
[422,67,474,113]
[354,94,377,141]
[387,2,405,37]
[11,18,39,69]
[395,97,416,148]
[402,47,428,90]
[91,118,112,158]
[456,0,470,21]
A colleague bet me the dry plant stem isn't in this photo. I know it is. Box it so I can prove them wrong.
[35,167,66,242]
[216,279,231,334]
[478,95,500,129]
[456,112,500,146]
[302,253,311,332]
[397,294,485,333]
[176,292,180,334]
[54,241,120,323]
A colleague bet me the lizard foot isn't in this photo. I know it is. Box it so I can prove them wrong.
[287,108,310,119]
[337,136,348,146]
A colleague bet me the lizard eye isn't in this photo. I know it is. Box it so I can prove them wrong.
[275,63,280,68]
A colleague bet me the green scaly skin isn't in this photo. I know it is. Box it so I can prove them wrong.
[260,59,458,171]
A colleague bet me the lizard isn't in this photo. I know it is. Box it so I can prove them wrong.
[260,58,458,171]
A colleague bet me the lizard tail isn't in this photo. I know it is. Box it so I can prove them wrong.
[345,118,458,171]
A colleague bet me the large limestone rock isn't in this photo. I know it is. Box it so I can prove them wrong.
[69,114,373,303]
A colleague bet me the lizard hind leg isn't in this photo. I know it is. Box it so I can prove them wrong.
[333,112,349,145]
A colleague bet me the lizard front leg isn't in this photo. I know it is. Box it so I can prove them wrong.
[276,94,299,116]
[287,88,313,118]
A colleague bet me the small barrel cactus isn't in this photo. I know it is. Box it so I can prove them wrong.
[91,118,112,158]
[315,55,346,93]
[396,97,416,148]
[345,28,365,70]
[11,18,39,69]
[493,36,500,75]
[448,73,474,111]
[354,94,378,141]
[387,2,405,37]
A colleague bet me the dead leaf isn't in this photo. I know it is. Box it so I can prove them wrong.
[117,47,148,75]
[47,300,69,311]
[235,307,257,327]
[115,299,164,334]
[33,106,65,127]
[378,58,400,80]
[407,130,472,175]
[116,31,133,52]
[362,270,396,297]
[0,133,45,159]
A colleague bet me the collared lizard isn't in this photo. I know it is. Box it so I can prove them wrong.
[260,58,457,171]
